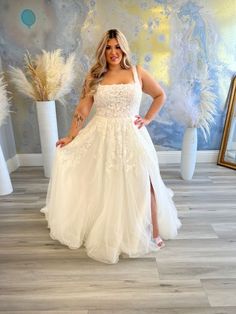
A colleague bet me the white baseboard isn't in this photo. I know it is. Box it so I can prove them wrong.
[17,154,43,167]
[7,150,219,173]
[7,154,43,173]
[157,150,219,164]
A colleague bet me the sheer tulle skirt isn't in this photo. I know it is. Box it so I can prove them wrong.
[41,115,181,264]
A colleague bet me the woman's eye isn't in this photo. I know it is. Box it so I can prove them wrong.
[106,46,111,49]
[116,46,121,49]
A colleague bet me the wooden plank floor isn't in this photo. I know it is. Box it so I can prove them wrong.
[0,163,236,313]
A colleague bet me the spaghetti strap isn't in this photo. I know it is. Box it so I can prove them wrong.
[132,65,141,88]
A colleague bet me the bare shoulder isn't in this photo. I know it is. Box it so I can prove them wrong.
[135,64,144,87]
[79,71,94,102]
[136,64,151,78]
[135,64,152,83]
[135,64,166,99]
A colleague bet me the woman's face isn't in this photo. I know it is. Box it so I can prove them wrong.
[105,38,123,66]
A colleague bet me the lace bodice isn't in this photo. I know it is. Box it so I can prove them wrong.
[93,66,142,118]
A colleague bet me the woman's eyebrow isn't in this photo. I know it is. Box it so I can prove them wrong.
[106,44,120,48]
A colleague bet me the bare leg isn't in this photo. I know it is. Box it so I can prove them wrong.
[150,182,159,238]
[150,181,165,248]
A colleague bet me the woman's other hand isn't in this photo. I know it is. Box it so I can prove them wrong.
[56,136,73,148]
[134,115,150,129]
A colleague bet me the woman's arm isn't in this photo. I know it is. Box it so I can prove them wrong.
[56,76,94,147]
[67,89,93,140]
[134,65,166,129]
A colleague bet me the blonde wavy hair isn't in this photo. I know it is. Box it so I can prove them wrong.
[81,29,132,98]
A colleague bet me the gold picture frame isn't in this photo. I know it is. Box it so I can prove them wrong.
[217,76,236,170]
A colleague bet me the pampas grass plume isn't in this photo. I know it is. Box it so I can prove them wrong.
[0,74,11,127]
[9,49,76,102]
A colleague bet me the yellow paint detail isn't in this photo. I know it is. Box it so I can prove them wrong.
[120,1,171,85]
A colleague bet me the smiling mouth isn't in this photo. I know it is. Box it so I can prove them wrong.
[110,57,119,61]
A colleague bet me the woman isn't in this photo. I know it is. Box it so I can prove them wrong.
[41,29,181,264]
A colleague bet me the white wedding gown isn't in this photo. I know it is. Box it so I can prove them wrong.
[41,65,181,264]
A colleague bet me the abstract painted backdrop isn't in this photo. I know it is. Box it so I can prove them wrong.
[0,0,235,154]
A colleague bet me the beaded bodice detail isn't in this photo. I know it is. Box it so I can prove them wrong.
[94,66,142,118]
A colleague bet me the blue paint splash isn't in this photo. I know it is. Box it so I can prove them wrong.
[145,54,152,62]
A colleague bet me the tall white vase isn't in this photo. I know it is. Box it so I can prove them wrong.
[0,144,13,195]
[36,100,58,178]
[181,127,198,180]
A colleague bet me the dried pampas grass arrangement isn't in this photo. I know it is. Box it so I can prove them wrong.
[9,49,76,102]
[169,74,217,141]
[196,79,217,140]
[168,10,218,141]
[0,74,11,127]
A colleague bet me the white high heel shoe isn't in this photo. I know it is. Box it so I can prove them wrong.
[153,236,165,249]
